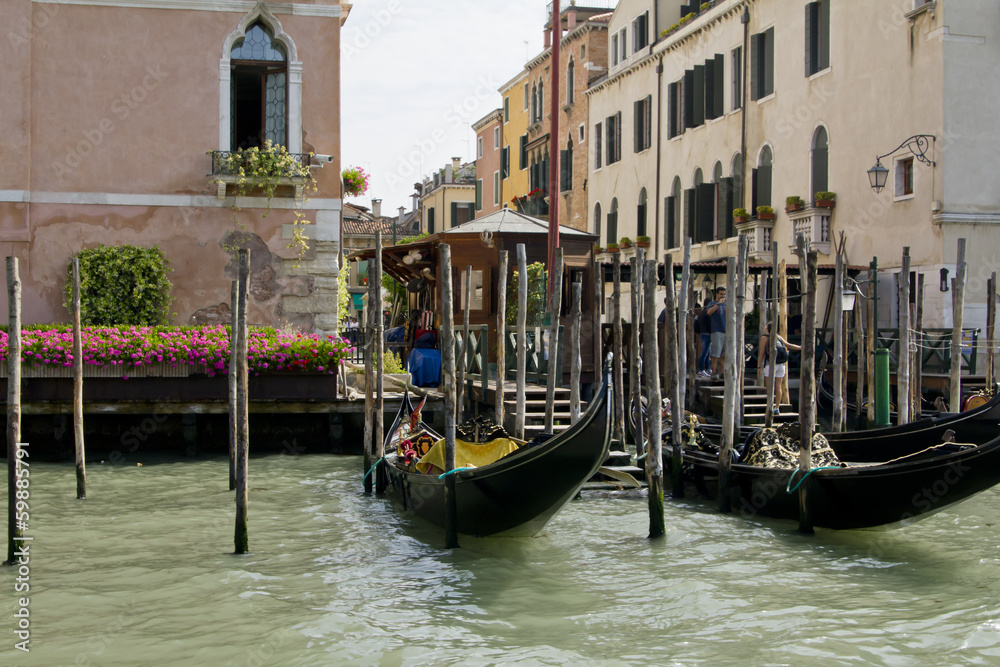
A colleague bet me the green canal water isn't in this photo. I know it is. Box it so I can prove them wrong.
[3,454,1000,666]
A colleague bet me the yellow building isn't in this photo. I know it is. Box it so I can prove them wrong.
[498,69,531,209]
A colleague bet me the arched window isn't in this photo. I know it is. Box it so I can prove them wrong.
[538,82,544,122]
[567,59,575,104]
[694,168,704,187]
[531,84,538,123]
[594,202,602,243]
[812,126,829,199]
[637,188,648,238]
[753,145,773,210]
[221,8,301,153]
[607,198,619,245]
[561,137,574,192]
[230,23,287,149]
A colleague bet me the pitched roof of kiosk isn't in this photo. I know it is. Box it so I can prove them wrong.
[439,208,594,237]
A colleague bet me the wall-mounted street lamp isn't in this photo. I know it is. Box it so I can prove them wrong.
[867,135,936,193]
[841,286,857,312]
[940,267,950,292]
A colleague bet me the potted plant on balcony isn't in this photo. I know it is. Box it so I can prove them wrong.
[606,242,620,254]
[594,244,604,254]
[815,191,837,208]
[619,237,633,249]
[342,166,370,198]
[636,235,651,248]
[756,205,776,221]
[733,208,750,223]
[785,196,804,213]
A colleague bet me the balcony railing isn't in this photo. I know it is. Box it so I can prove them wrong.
[209,150,312,176]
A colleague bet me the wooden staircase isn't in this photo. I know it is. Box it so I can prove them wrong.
[502,385,587,439]
[699,376,796,425]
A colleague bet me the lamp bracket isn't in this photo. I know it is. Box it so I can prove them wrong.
[874,134,936,168]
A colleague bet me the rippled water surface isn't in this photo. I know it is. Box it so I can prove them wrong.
[3,454,1000,666]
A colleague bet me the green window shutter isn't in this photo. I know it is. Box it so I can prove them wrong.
[805,2,818,76]
[683,70,695,129]
[633,99,642,152]
[714,54,725,118]
[475,180,483,210]
[450,202,458,228]
[764,27,775,96]
[750,34,761,101]
[705,59,715,121]
[693,64,705,127]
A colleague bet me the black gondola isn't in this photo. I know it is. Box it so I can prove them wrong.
[676,388,1000,530]
[695,385,1000,462]
[378,362,614,537]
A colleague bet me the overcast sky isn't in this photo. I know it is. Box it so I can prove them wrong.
[340,0,550,215]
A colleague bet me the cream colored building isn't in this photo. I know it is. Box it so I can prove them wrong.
[1,1,349,331]
[588,0,1000,333]
[418,158,477,233]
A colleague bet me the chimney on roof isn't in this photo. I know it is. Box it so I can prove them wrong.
[371,198,382,218]
[544,28,551,48]
[451,156,461,172]
[398,206,406,220]
[567,8,577,30]
[412,193,419,211]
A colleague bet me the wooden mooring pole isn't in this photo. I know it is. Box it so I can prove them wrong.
[663,254,683,498]
[496,251,508,426]
[988,273,997,388]
[764,242,779,428]
[642,260,664,537]
[440,244,459,548]
[612,254,625,443]
[515,244,527,440]
[832,252,845,432]
[718,256,738,513]
[234,249,250,554]
[735,237,748,428]
[950,238,967,412]
[458,266,471,422]
[797,237,818,535]
[362,257,375,494]
[545,248,563,434]
[679,239,691,409]
[570,281,582,423]
[374,232,385,494]
[229,280,237,490]
[6,258,23,565]
[629,248,644,453]
[897,248,911,425]
[72,258,86,499]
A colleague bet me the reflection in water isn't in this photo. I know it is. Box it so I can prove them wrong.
[2,455,1000,666]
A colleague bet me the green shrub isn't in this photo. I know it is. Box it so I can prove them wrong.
[64,244,173,326]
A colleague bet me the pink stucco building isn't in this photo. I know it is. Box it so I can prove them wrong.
[1,1,349,331]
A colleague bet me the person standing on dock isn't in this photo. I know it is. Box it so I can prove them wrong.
[706,287,727,380]
[757,322,801,414]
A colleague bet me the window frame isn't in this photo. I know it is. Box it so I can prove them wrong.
[221,9,301,153]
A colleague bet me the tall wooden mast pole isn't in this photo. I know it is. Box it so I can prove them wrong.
[547,0,561,298]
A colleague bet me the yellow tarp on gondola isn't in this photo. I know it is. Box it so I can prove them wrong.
[416,438,520,475]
